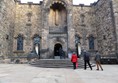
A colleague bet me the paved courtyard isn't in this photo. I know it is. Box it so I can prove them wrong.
[0,64,118,83]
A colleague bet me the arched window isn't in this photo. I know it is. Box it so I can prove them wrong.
[17,35,23,50]
[89,36,94,50]
[33,36,40,45]
[75,35,81,44]
[33,35,41,57]
[75,35,81,57]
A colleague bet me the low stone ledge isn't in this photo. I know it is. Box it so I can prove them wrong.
[101,56,118,64]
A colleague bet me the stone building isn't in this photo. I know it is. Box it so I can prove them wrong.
[0,0,118,59]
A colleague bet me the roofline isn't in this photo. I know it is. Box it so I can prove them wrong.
[73,4,92,7]
[90,0,100,6]
[15,0,43,5]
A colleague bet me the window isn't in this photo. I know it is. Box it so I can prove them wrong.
[17,35,23,50]
[103,35,106,40]
[27,12,32,22]
[89,36,94,50]
[75,35,81,57]
[80,14,85,23]
[33,36,40,45]
[75,35,81,44]
[33,35,41,57]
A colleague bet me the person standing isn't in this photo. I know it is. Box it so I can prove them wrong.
[83,50,92,70]
[71,52,78,69]
[95,51,103,71]
[59,48,64,59]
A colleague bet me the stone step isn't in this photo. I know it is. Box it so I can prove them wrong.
[30,59,95,68]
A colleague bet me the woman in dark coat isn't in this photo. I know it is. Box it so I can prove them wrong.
[83,51,92,70]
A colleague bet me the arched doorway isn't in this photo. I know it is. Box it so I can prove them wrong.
[54,43,62,56]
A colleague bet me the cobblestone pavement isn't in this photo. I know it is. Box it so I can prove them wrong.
[0,64,118,83]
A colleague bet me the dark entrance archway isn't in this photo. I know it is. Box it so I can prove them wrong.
[54,43,62,56]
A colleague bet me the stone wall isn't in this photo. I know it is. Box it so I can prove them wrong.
[73,5,97,51]
[94,0,116,56]
[0,0,15,57]
[13,2,42,56]
[0,0,117,58]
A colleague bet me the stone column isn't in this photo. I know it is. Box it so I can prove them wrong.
[41,8,49,58]
[112,0,118,55]
[67,8,76,52]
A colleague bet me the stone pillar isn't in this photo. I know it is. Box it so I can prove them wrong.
[112,0,118,55]
[67,8,76,52]
[41,8,49,58]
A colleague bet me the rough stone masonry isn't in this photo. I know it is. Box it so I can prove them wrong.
[0,0,118,59]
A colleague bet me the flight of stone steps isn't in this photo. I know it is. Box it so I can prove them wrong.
[30,59,95,68]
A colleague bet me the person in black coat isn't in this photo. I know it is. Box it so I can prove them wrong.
[83,50,92,70]
[59,48,65,59]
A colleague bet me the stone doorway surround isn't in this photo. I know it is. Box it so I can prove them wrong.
[54,43,62,56]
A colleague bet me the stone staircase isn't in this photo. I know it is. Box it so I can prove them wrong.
[30,59,95,68]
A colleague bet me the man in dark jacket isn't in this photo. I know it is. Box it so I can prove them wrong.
[83,51,92,70]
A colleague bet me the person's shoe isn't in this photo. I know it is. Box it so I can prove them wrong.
[96,69,99,70]
[101,69,103,71]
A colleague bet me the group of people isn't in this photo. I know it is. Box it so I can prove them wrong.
[71,50,103,71]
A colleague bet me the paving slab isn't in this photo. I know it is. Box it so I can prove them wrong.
[0,64,117,83]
